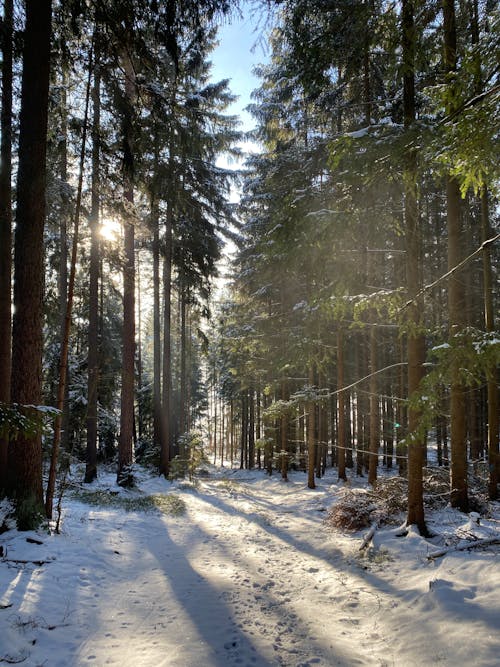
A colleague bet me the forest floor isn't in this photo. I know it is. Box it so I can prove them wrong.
[0,463,499,667]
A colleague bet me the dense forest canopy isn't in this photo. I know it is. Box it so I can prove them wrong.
[0,0,498,533]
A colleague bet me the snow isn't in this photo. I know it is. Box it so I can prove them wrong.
[1,466,499,667]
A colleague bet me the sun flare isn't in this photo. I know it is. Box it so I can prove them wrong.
[99,217,121,242]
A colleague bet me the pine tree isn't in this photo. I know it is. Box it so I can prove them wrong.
[0,0,13,495]
[9,0,52,525]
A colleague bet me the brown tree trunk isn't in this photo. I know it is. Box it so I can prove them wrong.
[280,381,289,480]
[0,0,13,495]
[160,191,173,477]
[337,329,347,481]
[117,52,136,487]
[58,66,70,455]
[481,188,499,499]
[45,44,92,519]
[368,323,379,485]
[403,0,427,533]
[307,367,316,489]
[443,0,469,513]
[151,137,162,453]
[85,44,101,484]
[9,0,52,520]
[248,388,255,469]
[179,286,187,441]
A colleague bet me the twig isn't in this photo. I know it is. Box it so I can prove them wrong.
[0,655,28,664]
[401,234,500,311]
[427,536,500,560]
[2,558,49,566]
[359,521,378,550]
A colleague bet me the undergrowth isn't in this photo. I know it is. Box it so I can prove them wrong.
[72,489,186,516]
[325,465,492,531]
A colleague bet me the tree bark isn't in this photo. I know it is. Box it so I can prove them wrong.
[117,51,136,487]
[179,286,187,440]
[337,329,347,481]
[403,0,427,533]
[248,388,255,469]
[151,135,162,454]
[368,323,379,485]
[443,0,468,511]
[45,43,92,519]
[307,367,315,489]
[85,42,101,484]
[0,0,13,495]
[9,0,52,518]
[481,188,499,499]
[160,191,173,478]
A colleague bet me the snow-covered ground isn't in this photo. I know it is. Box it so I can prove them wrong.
[1,464,499,666]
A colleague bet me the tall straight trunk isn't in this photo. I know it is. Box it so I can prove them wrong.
[136,251,143,443]
[355,337,366,477]
[443,0,468,511]
[337,330,347,481]
[248,388,255,469]
[346,391,353,468]
[179,286,187,440]
[151,138,161,451]
[9,0,52,516]
[469,0,499,497]
[256,387,261,468]
[213,383,218,465]
[117,52,136,487]
[280,380,289,480]
[85,45,101,484]
[160,194,173,477]
[58,66,71,454]
[240,392,247,469]
[397,335,408,474]
[307,366,316,489]
[481,188,499,499]
[0,0,13,495]
[367,323,379,485]
[230,399,234,466]
[403,0,427,533]
[45,44,92,519]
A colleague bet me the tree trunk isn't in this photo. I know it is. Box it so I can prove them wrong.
[280,380,289,481]
[179,286,187,440]
[248,388,255,469]
[307,366,315,489]
[9,0,52,521]
[481,188,499,499]
[403,0,427,533]
[85,44,101,484]
[151,137,162,453]
[58,66,70,455]
[0,0,13,495]
[337,329,347,481]
[117,52,136,487]
[160,192,173,477]
[45,44,92,519]
[368,323,379,485]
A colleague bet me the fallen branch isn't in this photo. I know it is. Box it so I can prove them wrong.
[427,536,500,560]
[2,558,48,566]
[359,521,378,551]
[0,655,28,664]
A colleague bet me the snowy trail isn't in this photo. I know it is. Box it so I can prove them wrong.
[1,468,499,666]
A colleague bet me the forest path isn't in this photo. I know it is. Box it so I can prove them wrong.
[3,468,498,666]
[72,471,408,667]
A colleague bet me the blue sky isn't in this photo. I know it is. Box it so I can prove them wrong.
[210,6,270,133]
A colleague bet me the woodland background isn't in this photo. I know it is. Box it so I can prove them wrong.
[0,0,498,535]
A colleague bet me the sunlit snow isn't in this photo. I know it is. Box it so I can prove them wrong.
[1,466,499,666]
